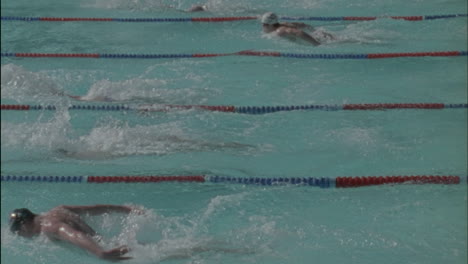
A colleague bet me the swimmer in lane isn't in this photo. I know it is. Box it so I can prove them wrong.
[8,205,144,261]
[55,148,116,160]
[54,135,255,160]
[66,94,113,102]
[187,4,208,12]
[261,12,335,45]
[9,205,256,262]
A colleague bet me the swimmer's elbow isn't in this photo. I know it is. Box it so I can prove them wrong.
[299,32,320,46]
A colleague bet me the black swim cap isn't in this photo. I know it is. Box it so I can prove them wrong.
[9,208,35,233]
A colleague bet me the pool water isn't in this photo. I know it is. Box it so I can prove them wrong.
[1,0,467,263]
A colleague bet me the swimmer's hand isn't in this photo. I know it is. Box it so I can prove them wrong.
[126,205,148,215]
[130,208,147,215]
[101,246,132,261]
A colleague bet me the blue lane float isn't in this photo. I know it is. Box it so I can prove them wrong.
[1,175,464,188]
[1,103,467,114]
[1,14,467,22]
[2,51,466,60]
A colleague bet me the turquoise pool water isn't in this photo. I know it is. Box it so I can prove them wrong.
[1,0,467,263]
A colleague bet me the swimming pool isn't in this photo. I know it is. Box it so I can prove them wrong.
[1,0,467,263]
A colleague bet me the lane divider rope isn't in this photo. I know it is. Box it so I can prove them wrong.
[1,103,466,114]
[2,51,466,60]
[0,175,463,188]
[1,14,466,22]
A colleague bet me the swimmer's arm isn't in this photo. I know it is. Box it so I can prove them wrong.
[186,5,207,12]
[65,94,84,100]
[281,22,314,30]
[60,205,136,215]
[65,94,112,102]
[301,32,321,45]
[50,224,131,261]
[277,27,320,46]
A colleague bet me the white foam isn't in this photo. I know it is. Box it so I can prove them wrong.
[330,20,399,45]
[196,192,247,229]
[53,119,253,159]
[81,0,178,12]
[83,0,263,14]
[2,113,255,160]
[1,64,65,103]
[104,195,267,263]
[77,77,205,104]
[0,64,214,104]
[1,111,71,151]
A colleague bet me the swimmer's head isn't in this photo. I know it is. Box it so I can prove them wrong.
[261,12,279,25]
[9,208,35,233]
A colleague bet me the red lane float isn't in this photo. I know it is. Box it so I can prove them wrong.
[1,175,464,188]
[2,15,466,23]
[3,51,465,59]
[335,176,460,188]
[1,104,30,110]
[199,105,236,112]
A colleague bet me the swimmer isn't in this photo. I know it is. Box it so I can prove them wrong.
[54,136,255,160]
[185,3,266,14]
[8,205,144,261]
[187,4,208,12]
[9,206,256,262]
[66,94,113,102]
[55,148,115,160]
[261,12,335,45]
[66,93,167,104]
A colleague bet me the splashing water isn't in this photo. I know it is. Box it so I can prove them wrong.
[1,64,65,103]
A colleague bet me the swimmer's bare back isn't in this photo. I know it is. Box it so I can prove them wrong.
[276,27,320,46]
[45,206,98,237]
[42,205,136,261]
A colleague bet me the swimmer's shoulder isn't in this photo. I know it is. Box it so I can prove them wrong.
[276,26,301,36]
